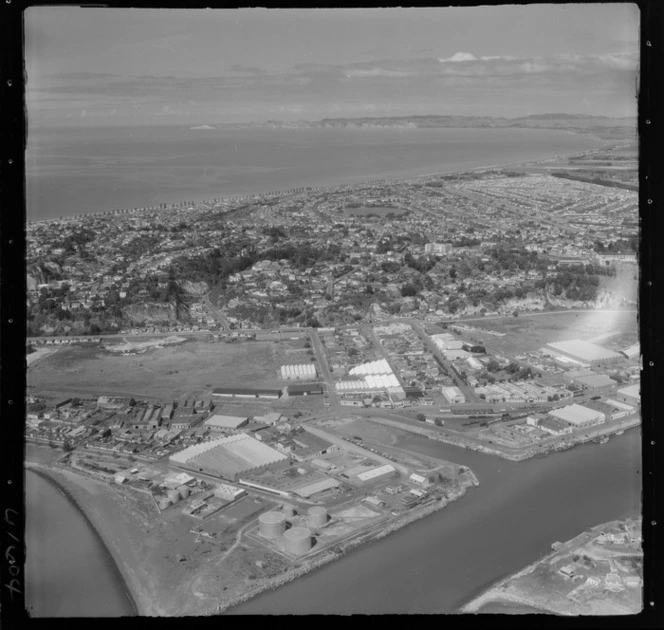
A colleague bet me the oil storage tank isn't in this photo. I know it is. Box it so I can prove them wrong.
[259,511,286,539]
[282,503,296,519]
[177,485,190,500]
[167,489,181,505]
[284,527,312,555]
[307,506,328,529]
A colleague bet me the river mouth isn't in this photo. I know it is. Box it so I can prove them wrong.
[228,429,640,614]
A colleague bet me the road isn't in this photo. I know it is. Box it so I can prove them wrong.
[308,329,340,409]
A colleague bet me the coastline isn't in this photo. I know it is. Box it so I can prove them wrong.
[28,128,608,224]
[26,462,146,616]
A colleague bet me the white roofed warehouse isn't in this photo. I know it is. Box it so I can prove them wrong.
[548,403,605,428]
[545,340,622,366]
[169,433,288,481]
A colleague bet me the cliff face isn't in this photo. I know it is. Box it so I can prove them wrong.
[122,302,179,325]
[227,114,635,135]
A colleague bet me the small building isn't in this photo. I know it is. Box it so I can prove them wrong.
[617,384,640,406]
[213,483,246,501]
[409,473,430,488]
[441,386,466,404]
[353,464,397,485]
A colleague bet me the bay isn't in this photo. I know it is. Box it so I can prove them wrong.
[26,126,604,220]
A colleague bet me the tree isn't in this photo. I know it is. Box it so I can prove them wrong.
[416,413,426,422]
[400,284,418,297]
[513,310,519,317]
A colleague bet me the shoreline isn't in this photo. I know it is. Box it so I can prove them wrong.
[25,462,146,616]
[28,129,609,224]
[26,455,478,617]
[25,465,140,616]
[459,516,635,614]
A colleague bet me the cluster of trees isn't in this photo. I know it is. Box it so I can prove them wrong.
[548,269,601,301]
[61,228,96,256]
[593,237,638,254]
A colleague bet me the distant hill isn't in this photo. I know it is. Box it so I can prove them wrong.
[225,114,636,138]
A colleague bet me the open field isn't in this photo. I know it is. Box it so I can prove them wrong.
[27,339,287,400]
[456,310,638,356]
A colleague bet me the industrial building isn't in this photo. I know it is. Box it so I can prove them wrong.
[287,383,324,396]
[572,373,616,391]
[548,403,605,428]
[617,384,640,406]
[442,386,466,404]
[213,483,246,501]
[280,364,318,380]
[537,416,573,435]
[204,414,249,431]
[620,343,640,360]
[169,433,288,481]
[293,477,340,498]
[545,340,622,366]
[351,464,397,485]
[212,387,282,399]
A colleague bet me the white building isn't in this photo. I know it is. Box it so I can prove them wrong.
[548,403,605,428]
[441,386,466,404]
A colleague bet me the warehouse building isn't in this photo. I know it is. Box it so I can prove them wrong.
[617,384,640,406]
[170,433,288,481]
[351,464,397,486]
[572,373,616,391]
[620,343,640,360]
[548,403,605,428]
[293,477,341,498]
[442,386,466,404]
[204,414,249,432]
[213,387,282,399]
[537,416,573,435]
[287,383,324,396]
[280,364,318,380]
[213,483,246,501]
[585,399,633,421]
[545,340,622,366]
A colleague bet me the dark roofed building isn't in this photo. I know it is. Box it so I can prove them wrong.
[213,387,282,399]
[287,383,324,396]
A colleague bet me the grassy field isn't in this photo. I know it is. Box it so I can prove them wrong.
[27,339,287,400]
[459,310,638,356]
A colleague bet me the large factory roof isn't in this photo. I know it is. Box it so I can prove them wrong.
[204,414,248,429]
[348,359,392,376]
[573,374,616,388]
[169,433,287,476]
[293,477,340,498]
[618,384,640,400]
[549,403,604,426]
[546,339,622,362]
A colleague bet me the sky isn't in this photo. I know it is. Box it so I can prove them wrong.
[25,5,640,127]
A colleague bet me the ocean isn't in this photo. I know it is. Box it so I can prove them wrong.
[25,430,640,616]
[26,126,605,220]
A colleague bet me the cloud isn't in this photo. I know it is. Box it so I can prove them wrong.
[438,52,478,63]
[229,64,266,75]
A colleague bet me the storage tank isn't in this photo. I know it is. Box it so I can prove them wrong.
[158,498,171,511]
[284,527,312,555]
[307,506,328,529]
[282,503,296,519]
[167,489,180,504]
[177,485,190,500]
[259,511,286,538]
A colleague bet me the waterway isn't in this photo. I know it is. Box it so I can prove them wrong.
[229,428,641,614]
[25,469,137,617]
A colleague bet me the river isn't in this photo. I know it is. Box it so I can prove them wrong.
[229,429,641,614]
[25,429,640,616]
[25,469,137,617]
